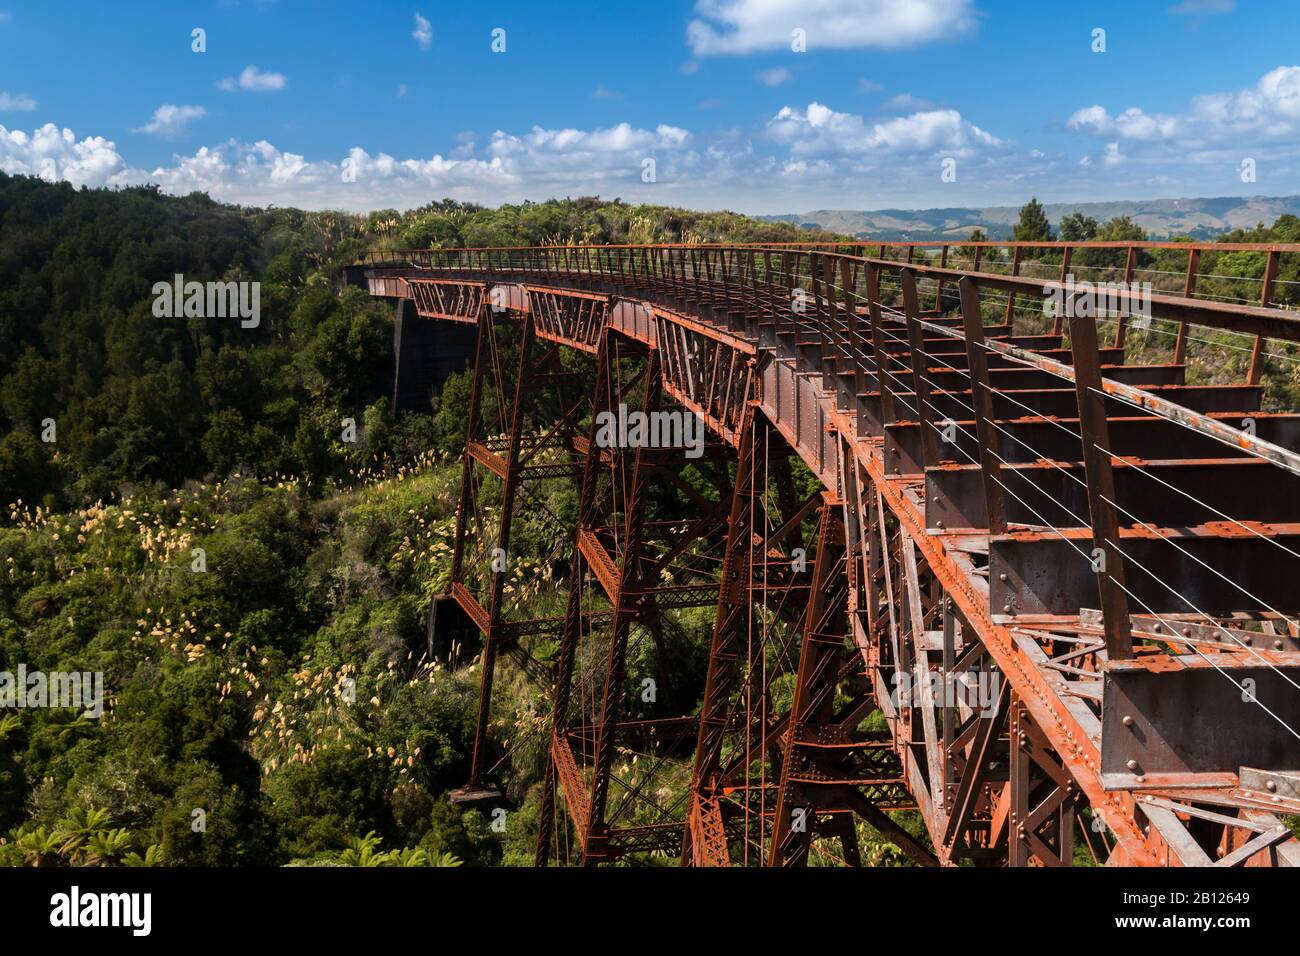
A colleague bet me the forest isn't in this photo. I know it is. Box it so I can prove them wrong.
[1,173,1296,866]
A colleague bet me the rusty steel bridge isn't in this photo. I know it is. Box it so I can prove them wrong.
[360,239,1300,868]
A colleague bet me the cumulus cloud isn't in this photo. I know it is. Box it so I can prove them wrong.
[489,122,690,160]
[757,67,791,87]
[412,13,432,51]
[1067,104,1178,141]
[10,98,1207,213]
[767,101,1000,157]
[0,123,138,188]
[0,118,707,211]
[687,0,975,55]
[134,104,206,137]
[0,91,37,111]
[217,65,287,93]
[1068,65,1300,148]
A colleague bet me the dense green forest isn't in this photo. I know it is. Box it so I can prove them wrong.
[1,173,1297,866]
[0,175,846,866]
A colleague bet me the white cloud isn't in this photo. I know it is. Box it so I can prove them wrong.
[489,122,690,160]
[1068,65,1300,149]
[0,118,707,211]
[0,91,37,111]
[217,65,287,93]
[687,0,975,55]
[757,67,791,87]
[133,104,206,137]
[1067,105,1178,141]
[778,158,834,179]
[412,13,432,51]
[28,93,1272,214]
[0,123,137,188]
[767,101,999,157]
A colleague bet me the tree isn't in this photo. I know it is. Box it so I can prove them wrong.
[1058,212,1099,242]
[0,431,59,508]
[1095,215,1147,243]
[959,228,989,270]
[1013,198,1054,243]
[1075,216,1150,271]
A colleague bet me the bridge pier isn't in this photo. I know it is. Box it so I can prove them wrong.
[391,297,476,414]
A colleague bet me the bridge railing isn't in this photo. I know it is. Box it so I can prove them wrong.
[360,239,1300,364]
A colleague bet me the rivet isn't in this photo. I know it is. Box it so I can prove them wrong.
[1266,780,1278,792]
[1126,759,1139,771]
[998,573,1008,582]
[1122,715,1134,727]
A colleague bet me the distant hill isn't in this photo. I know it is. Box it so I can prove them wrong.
[761,196,1300,241]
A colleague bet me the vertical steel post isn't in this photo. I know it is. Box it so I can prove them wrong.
[1248,250,1279,385]
[1066,310,1134,660]
[1173,247,1199,365]
[901,268,942,467]
[536,330,615,865]
[1112,245,1138,349]
[466,311,537,788]
[865,263,896,428]
[582,351,663,864]
[958,277,1007,534]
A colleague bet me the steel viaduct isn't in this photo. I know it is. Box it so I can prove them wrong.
[359,240,1300,867]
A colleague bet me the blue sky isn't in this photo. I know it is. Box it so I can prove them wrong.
[2,0,1298,213]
